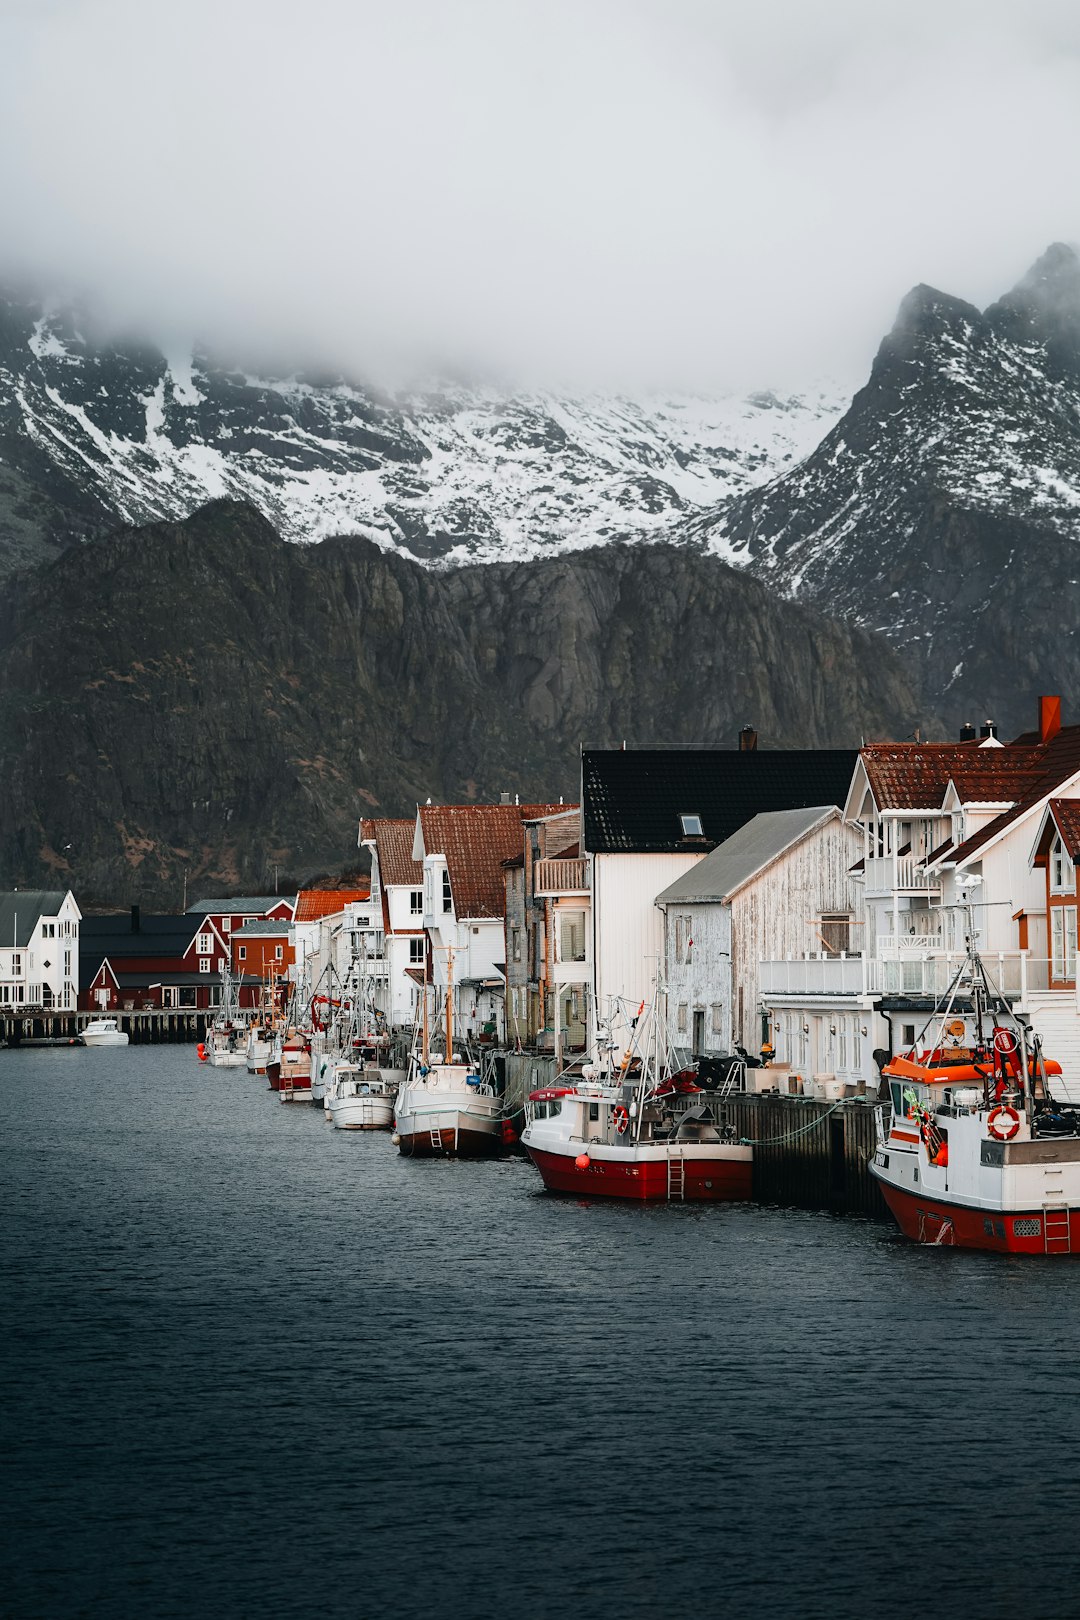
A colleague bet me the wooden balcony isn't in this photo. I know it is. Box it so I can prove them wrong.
[534,858,589,895]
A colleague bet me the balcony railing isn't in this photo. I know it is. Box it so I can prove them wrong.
[760,952,1053,1002]
[862,856,941,895]
[535,858,588,895]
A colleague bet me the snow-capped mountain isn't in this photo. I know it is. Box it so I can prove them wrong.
[0,285,847,574]
[684,244,1080,729]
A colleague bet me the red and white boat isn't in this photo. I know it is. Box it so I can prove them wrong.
[870,922,1080,1253]
[521,993,751,1202]
[267,1030,313,1102]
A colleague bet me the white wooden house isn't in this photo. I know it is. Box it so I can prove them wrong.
[581,746,857,1062]
[758,697,1080,1094]
[413,801,565,1047]
[0,890,81,1011]
[656,807,860,1064]
[359,819,427,1029]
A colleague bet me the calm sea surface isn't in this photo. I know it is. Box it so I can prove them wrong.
[4,1044,1080,1619]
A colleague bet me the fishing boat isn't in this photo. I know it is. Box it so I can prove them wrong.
[267,1028,313,1101]
[326,1058,396,1129]
[80,1018,129,1048]
[199,965,248,1067]
[521,992,752,1202]
[393,954,507,1156]
[870,909,1080,1253]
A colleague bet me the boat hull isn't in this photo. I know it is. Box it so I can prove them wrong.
[525,1143,752,1202]
[81,1032,129,1047]
[396,1121,505,1157]
[328,1096,394,1130]
[871,1162,1080,1254]
[207,1051,247,1068]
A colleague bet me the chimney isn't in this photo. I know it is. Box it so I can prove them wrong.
[500,792,511,805]
[739,725,758,753]
[959,722,977,742]
[980,721,998,740]
[1039,694,1062,745]
[131,904,141,933]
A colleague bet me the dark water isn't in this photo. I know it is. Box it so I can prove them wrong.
[4,1047,1080,1620]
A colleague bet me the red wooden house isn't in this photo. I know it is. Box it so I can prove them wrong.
[80,906,262,1011]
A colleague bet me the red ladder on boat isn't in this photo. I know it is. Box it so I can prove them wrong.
[1044,1207,1072,1254]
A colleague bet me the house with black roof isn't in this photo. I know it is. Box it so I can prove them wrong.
[0,889,81,1011]
[580,744,857,1058]
[80,906,261,1013]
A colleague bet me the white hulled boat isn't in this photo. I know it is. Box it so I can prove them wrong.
[393,958,506,1156]
[201,964,248,1067]
[81,1018,129,1048]
[326,1061,396,1129]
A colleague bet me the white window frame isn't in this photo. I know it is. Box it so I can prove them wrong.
[199,958,211,973]
[409,938,425,965]
[1051,835,1075,895]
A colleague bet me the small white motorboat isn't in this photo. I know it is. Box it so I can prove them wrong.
[326,1063,396,1129]
[81,1019,130,1048]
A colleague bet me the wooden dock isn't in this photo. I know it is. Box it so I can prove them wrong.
[1,1010,210,1046]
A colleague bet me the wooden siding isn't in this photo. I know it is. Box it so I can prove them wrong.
[593,851,704,1054]
[730,818,862,1048]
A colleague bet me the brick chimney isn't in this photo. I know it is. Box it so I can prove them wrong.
[1039,694,1062,745]
[739,725,758,752]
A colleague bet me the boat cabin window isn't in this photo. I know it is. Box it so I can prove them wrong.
[589,1101,599,1121]
[533,1098,563,1120]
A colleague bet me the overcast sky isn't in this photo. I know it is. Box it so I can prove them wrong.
[2,0,1079,389]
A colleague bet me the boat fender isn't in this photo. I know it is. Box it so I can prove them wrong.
[987,1105,1021,1142]
[613,1104,630,1136]
[575,1153,590,1170]
[391,1133,401,1146]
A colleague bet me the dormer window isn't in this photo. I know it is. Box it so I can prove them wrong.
[680,814,703,838]
[1051,835,1075,895]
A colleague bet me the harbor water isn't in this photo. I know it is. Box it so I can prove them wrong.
[5,1046,1080,1619]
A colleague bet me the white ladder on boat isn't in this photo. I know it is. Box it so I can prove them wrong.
[667,1151,686,1202]
[1044,1206,1071,1254]
[429,1120,443,1152]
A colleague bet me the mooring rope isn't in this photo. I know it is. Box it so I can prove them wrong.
[737,1099,848,1146]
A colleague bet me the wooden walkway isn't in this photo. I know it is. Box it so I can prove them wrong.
[1,1010,210,1046]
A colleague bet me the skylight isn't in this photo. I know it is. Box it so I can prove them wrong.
[680,813,703,837]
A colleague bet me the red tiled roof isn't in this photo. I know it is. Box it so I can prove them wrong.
[861,743,1043,811]
[944,727,1080,864]
[418,803,566,918]
[1045,799,1080,861]
[293,887,370,922]
[366,819,423,888]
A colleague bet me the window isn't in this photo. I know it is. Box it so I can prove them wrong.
[1051,835,1075,895]
[179,987,197,1009]
[559,911,586,963]
[217,957,225,973]
[820,914,851,956]
[512,927,522,963]
[1052,906,1078,982]
[243,917,256,927]
[410,890,423,916]
[197,931,212,954]
[409,938,425,965]
[677,1002,688,1034]
[711,1003,724,1033]
[199,958,211,973]
[680,813,703,837]
[274,945,283,960]
[238,946,247,961]
[64,951,72,976]
[11,954,20,978]
[903,1023,916,1049]
[221,916,232,932]
[442,870,453,914]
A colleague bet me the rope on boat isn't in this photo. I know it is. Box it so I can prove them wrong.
[738,1099,847,1146]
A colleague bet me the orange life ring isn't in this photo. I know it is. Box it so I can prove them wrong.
[613,1104,630,1136]
[987,1105,1020,1142]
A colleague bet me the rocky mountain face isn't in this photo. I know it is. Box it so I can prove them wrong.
[0,285,845,577]
[687,244,1080,735]
[0,503,920,905]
